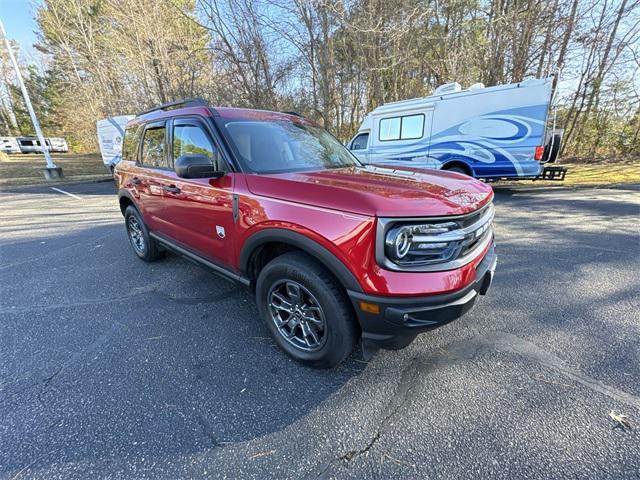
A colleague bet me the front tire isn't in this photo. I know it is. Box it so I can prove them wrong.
[256,252,358,368]
[124,205,164,262]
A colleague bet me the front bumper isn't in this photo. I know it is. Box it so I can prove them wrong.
[348,242,496,350]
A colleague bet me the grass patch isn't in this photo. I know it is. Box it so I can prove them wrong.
[0,153,110,188]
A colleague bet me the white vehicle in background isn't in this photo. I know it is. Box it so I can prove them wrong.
[0,137,20,154]
[97,115,134,176]
[348,77,565,181]
[16,136,50,153]
[2,136,69,154]
[48,137,69,152]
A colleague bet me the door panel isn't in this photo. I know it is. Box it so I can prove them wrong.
[135,121,169,229]
[151,116,235,265]
[158,172,235,265]
[349,133,370,163]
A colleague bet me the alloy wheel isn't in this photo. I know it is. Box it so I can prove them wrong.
[128,216,146,254]
[267,280,327,352]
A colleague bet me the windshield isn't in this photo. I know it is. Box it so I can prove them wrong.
[219,119,359,173]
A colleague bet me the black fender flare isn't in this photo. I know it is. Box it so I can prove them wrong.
[239,228,363,293]
[117,189,138,215]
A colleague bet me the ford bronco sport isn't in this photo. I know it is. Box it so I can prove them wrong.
[116,98,496,368]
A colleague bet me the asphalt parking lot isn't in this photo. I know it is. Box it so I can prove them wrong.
[1,181,639,479]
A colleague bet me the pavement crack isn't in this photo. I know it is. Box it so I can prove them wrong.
[157,288,243,306]
[196,414,223,448]
[338,431,381,462]
[485,331,640,410]
[1,288,244,314]
[0,230,120,271]
[316,359,421,477]
[1,322,122,403]
[42,365,64,387]
[8,450,56,480]
[0,289,157,314]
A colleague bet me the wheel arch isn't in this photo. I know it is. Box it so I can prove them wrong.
[441,160,474,177]
[118,189,137,216]
[240,228,363,293]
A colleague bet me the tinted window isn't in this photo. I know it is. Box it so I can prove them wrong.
[379,114,425,141]
[122,125,141,161]
[140,126,167,168]
[351,133,369,150]
[220,120,359,174]
[173,124,224,171]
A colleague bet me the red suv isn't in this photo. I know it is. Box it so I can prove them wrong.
[115,99,496,368]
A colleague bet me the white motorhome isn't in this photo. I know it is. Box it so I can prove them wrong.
[2,136,68,154]
[16,136,50,153]
[0,137,20,154]
[48,137,69,152]
[348,78,564,180]
[97,115,134,175]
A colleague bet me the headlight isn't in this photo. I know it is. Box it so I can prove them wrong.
[384,222,461,264]
[378,203,495,270]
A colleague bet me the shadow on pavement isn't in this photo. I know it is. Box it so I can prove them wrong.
[0,223,366,473]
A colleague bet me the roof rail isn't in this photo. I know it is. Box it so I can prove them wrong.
[138,97,209,116]
[281,111,303,117]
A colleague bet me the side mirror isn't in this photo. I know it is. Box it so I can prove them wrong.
[175,154,224,179]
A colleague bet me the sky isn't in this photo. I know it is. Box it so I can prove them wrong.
[1,0,43,63]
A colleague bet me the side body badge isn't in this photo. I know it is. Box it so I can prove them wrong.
[216,226,225,239]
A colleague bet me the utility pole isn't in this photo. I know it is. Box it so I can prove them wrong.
[0,18,62,178]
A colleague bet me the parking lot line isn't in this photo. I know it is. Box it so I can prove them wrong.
[50,187,83,200]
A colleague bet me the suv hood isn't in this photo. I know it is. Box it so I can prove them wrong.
[245,166,493,217]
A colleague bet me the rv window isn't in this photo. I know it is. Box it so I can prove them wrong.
[140,125,168,169]
[401,114,424,139]
[379,114,424,141]
[351,133,369,150]
[123,125,142,162]
[379,117,401,141]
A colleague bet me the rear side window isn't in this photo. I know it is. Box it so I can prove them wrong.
[140,125,168,168]
[379,114,424,141]
[122,125,142,161]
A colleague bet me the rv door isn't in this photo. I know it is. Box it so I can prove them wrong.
[349,132,370,163]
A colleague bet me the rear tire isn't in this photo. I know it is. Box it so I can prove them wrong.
[124,205,164,262]
[256,252,358,368]
[443,164,470,176]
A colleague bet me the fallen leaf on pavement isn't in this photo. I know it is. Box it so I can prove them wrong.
[383,453,416,468]
[609,410,632,429]
[248,450,275,459]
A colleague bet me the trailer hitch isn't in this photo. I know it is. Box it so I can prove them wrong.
[535,166,568,181]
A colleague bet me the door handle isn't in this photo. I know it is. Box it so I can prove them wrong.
[131,177,143,185]
[163,185,181,194]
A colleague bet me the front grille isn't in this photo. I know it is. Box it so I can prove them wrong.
[453,203,495,258]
